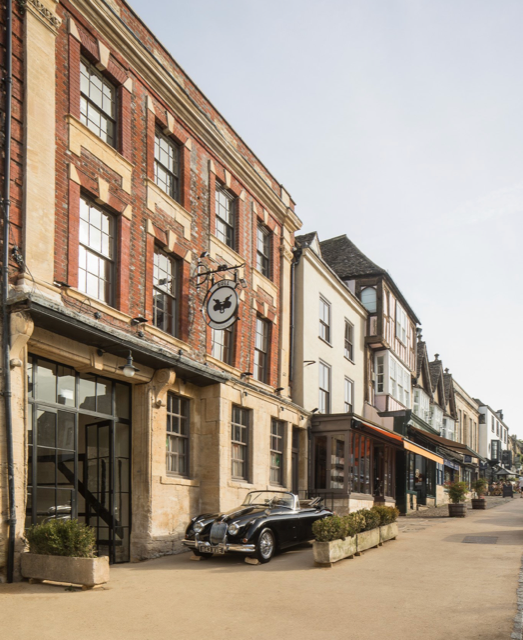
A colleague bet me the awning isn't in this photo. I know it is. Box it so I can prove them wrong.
[359,422,404,445]
[410,426,484,461]
[444,459,460,471]
[404,440,443,464]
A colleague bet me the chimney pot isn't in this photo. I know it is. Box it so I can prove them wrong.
[434,353,439,360]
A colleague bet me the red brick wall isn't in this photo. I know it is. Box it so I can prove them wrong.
[49,0,293,384]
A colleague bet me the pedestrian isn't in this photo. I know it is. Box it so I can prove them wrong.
[518,477,523,498]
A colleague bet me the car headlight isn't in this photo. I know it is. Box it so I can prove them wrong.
[228,522,241,536]
[193,520,205,534]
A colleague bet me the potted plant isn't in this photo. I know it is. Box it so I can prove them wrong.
[21,519,109,589]
[312,513,363,566]
[445,481,469,517]
[471,478,488,509]
[354,508,381,554]
[371,505,400,543]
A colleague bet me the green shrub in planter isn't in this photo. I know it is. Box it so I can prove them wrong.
[472,478,488,497]
[445,481,469,504]
[371,505,400,526]
[343,512,366,537]
[355,509,380,531]
[312,515,348,542]
[25,519,96,558]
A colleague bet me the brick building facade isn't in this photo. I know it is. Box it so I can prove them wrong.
[0,0,305,579]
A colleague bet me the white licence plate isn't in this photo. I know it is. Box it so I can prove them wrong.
[199,544,225,555]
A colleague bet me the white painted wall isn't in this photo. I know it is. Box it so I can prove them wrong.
[478,405,509,459]
[293,242,367,415]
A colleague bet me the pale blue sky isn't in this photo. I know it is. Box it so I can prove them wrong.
[128,0,523,436]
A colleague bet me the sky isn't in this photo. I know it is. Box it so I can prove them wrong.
[128,0,523,436]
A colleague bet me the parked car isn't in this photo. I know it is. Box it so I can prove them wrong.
[183,490,332,563]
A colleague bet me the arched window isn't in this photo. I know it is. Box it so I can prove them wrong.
[360,287,377,313]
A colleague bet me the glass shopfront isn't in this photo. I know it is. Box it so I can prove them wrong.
[26,355,132,563]
[312,429,396,498]
[406,452,436,506]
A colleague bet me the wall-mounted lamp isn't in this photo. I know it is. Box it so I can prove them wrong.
[275,387,284,395]
[200,251,210,259]
[54,280,71,288]
[118,351,139,378]
[311,408,319,414]
[243,391,249,397]
[131,316,148,326]
[241,372,253,379]
[303,360,316,367]
[94,311,102,320]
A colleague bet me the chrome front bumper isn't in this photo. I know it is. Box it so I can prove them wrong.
[182,539,256,554]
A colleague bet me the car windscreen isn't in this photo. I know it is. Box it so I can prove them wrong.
[242,491,294,509]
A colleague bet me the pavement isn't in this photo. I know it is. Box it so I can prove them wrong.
[1,499,522,640]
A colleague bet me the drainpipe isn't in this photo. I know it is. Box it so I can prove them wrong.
[288,245,302,385]
[2,0,15,583]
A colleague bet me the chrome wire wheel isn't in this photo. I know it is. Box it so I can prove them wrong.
[255,528,275,563]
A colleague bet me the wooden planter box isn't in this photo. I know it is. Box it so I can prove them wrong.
[379,522,398,544]
[21,553,109,588]
[448,503,467,517]
[313,535,357,566]
[356,528,380,553]
[471,498,486,510]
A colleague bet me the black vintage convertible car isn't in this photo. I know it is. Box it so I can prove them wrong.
[182,490,332,563]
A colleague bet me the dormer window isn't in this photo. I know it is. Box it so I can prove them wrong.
[360,287,377,313]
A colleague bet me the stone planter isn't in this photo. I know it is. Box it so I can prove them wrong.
[471,498,486,510]
[313,536,357,567]
[448,503,467,517]
[21,553,109,588]
[379,522,398,544]
[356,527,380,554]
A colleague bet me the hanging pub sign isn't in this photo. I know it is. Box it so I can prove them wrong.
[204,279,240,330]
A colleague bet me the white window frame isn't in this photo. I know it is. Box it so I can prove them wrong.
[374,351,411,408]
[395,303,407,345]
[319,296,331,343]
[319,361,331,413]
[344,378,354,413]
[344,320,354,361]
[413,388,430,423]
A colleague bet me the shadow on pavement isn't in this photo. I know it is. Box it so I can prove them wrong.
[442,530,523,546]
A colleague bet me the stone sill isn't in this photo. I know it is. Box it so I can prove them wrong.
[228,480,254,490]
[206,354,242,377]
[160,476,200,487]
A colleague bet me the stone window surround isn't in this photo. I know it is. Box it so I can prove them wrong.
[146,95,192,212]
[68,27,133,163]
[66,170,132,316]
[209,161,246,258]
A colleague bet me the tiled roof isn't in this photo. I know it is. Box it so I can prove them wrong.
[443,372,453,404]
[319,234,420,323]
[295,232,317,247]
[320,235,385,279]
[428,360,443,393]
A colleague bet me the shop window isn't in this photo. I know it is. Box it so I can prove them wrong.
[166,393,190,476]
[351,432,372,494]
[231,406,250,481]
[80,58,116,147]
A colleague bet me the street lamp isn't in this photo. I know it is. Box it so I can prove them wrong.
[118,351,139,378]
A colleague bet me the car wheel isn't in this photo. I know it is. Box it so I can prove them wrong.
[254,528,276,563]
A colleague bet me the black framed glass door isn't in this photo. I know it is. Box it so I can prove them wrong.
[26,355,131,563]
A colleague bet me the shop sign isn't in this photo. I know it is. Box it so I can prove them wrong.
[204,279,239,330]
[444,459,460,471]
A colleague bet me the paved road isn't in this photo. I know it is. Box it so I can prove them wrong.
[2,499,522,640]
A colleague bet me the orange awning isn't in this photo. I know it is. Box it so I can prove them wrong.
[404,439,443,464]
[361,422,404,443]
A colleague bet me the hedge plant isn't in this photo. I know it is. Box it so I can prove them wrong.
[370,505,399,526]
[312,515,348,542]
[25,519,96,558]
